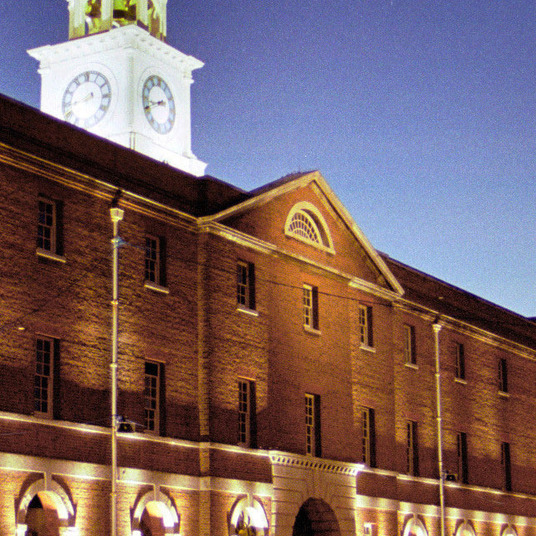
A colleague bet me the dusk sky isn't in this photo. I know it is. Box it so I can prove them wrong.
[2,1,536,317]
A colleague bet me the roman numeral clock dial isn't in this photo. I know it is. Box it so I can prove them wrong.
[62,71,112,128]
[142,75,176,134]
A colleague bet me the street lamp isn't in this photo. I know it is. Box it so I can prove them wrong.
[110,206,124,536]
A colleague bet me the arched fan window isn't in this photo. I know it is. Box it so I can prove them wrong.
[285,202,334,253]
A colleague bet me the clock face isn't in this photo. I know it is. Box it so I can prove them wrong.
[62,71,112,128]
[142,75,176,134]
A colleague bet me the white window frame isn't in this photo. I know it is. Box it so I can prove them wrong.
[403,324,416,365]
[498,357,508,393]
[284,202,335,253]
[457,431,468,484]
[358,305,374,348]
[238,378,255,446]
[37,197,57,253]
[305,393,320,456]
[303,284,319,331]
[361,407,375,466]
[145,235,161,284]
[406,420,419,476]
[35,337,54,417]
[237,261,256,311]
[144,361,161,434]
[455,342,466,380]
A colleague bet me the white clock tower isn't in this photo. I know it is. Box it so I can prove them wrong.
[28,0,206,176]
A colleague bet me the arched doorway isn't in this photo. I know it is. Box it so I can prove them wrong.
[140,501,168,536]
[228,496,269,536]
[17,479,77,536]
[131,490,181,536]
[455,521,476,536]
[292,498,341,536]
[402,516,427,536]
[25,492,61,536]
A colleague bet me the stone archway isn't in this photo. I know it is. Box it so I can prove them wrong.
[292,498,341,536]
[25,492,61,536]
[16,478,77,536]
[131,490,180,536]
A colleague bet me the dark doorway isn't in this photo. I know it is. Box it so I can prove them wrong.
[292,498,341,536]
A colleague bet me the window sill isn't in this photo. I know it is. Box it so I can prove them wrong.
[455,378,467,385]
[237,306,258,317]
[498,390,510,399]
[360,344,376,353]
[36,248,66,263]
[404,362,418,370]
[33,411,52,419]
[144,281,170,294]
[303,325,321,336]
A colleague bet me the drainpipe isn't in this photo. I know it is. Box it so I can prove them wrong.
[432,321,446,536]
[110,206,124,536]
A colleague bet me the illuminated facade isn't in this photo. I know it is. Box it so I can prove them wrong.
[1,94,536,536]
[2,2,536,536]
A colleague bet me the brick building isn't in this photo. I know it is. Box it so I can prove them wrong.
[2,2,536,536]
[1,92,536,536]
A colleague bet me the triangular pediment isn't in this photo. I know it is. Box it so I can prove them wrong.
[202,171,403,297]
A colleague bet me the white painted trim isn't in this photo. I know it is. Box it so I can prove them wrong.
[200,171,404,296]
[203,222,401,302]
[284,201,335,253]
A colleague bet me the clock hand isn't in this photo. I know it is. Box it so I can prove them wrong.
[144,99,166,110]
[65,92,95,112]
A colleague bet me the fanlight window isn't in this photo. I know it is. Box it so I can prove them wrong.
[285,202,334,252]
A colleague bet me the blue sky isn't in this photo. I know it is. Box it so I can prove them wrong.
[2,1,536,317]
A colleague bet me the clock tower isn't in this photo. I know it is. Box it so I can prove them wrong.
[28,0,207,176]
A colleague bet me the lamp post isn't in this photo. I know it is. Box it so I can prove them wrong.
[432,321,446,536]
[110,206,124,536]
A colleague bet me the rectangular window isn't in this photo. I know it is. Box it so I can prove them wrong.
[303,284,319,330]
[237,261,256,310]
[305,393,321,456]
[406,420,419,476]
[361,407,376,467]
[498,358,508,393]
[457,431,468,484]
[403,324,416,365]
[238,379,257,447]
[455,343,466,380]
[501,441,512,491]
[35,337,57,417]
[145,236,166,286]
[37,197,63,255]
[144,361,164,434]
[358,305,374,347]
